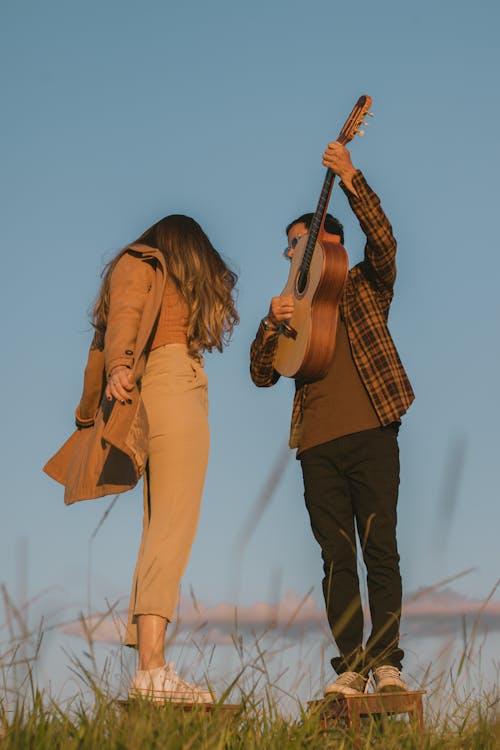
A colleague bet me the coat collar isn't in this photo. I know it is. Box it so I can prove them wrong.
[127,243,167,269]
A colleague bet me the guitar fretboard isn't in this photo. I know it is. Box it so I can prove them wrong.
[299,169,336,280]
[296,95,371,290]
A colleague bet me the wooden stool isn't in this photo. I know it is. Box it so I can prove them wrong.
[308,690,425,748]
[117,699,242,717]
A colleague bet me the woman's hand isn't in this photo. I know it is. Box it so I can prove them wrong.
[105,365,134,404]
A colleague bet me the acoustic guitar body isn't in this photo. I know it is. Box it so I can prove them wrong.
[274,234,348,381]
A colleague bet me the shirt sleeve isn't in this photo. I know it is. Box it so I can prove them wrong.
[340,170,397,300]
[250,320,281,387]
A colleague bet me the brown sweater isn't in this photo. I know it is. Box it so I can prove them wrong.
[151,276,189,350]
[297,314,380,456]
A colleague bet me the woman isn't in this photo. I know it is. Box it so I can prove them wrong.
[45,214,238,702]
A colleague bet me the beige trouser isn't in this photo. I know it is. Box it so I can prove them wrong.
[125,344,209,647]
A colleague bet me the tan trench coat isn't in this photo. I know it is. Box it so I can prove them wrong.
[44,244,167,504]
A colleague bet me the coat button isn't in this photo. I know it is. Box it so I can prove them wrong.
[125,350,133,355]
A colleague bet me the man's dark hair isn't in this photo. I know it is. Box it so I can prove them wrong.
[286,212,344,244]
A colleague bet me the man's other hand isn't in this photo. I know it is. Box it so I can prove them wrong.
[269,294,294,325]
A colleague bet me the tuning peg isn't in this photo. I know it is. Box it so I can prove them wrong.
[367,112,374,117]
[358,130,365,137]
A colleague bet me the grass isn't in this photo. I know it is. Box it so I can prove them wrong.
[1,682,499,749]
[1,587,499,749]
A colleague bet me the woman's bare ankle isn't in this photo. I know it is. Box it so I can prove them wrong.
[137,614,168,672]
[138,657,166,672]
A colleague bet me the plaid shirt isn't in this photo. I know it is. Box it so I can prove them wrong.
[250,170,414,449]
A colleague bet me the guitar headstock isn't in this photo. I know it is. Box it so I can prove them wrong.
[337,95,373,145]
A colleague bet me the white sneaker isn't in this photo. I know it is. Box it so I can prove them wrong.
[129,663,215,703]
[372,665,408,693]
[324,671,367,697]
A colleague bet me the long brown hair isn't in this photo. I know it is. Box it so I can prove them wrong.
[92,214,239,356]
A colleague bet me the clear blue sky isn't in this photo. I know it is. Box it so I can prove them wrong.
[1,0,499,696]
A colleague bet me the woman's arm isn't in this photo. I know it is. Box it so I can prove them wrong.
[104,251,153,402]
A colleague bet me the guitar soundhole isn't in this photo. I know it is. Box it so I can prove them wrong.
[296,270,308,295]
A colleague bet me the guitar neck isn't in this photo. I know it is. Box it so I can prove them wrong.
[300,168,336,275]
[297,95,372,278]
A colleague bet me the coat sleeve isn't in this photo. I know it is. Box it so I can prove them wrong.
[250,320,281,387]
[104,252,155,378]
[340,171,397,303]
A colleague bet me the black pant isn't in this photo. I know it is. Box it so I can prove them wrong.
[300,425,404,675]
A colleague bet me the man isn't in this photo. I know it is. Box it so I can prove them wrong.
[250,142,414,696]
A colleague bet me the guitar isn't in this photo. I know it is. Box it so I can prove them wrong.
[273,95,373,381]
